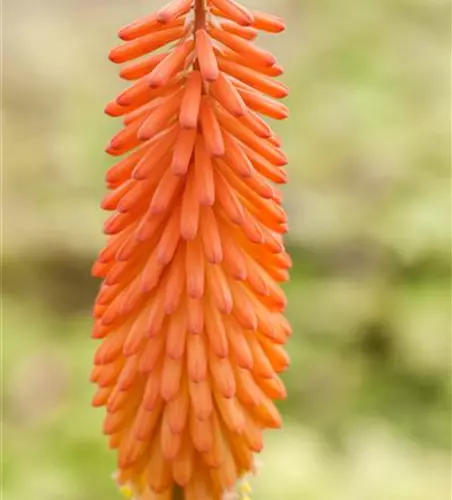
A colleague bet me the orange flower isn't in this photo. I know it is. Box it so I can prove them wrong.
[91,1,291,498]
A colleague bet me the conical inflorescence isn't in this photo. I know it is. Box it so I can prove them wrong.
[91,1,291,498]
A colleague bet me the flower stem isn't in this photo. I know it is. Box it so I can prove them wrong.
[193,0,206,76]
[194,0,206,31]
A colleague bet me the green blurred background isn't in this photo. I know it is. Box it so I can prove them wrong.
[3,0,451,499]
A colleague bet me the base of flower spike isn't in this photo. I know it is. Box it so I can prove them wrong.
[114,471,253,500]
[119,485,136,500]
[114,472,136,500]
[222,478,253,500]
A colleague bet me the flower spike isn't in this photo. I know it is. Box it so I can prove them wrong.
[93,1,290,499]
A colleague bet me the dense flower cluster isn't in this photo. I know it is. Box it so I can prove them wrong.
[91,1,291,498]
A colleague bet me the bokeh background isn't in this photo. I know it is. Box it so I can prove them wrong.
[3,0,451,499]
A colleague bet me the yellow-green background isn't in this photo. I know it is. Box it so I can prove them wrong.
[3,0,451,499]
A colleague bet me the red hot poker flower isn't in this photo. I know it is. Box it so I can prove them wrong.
[91,1,291,498]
